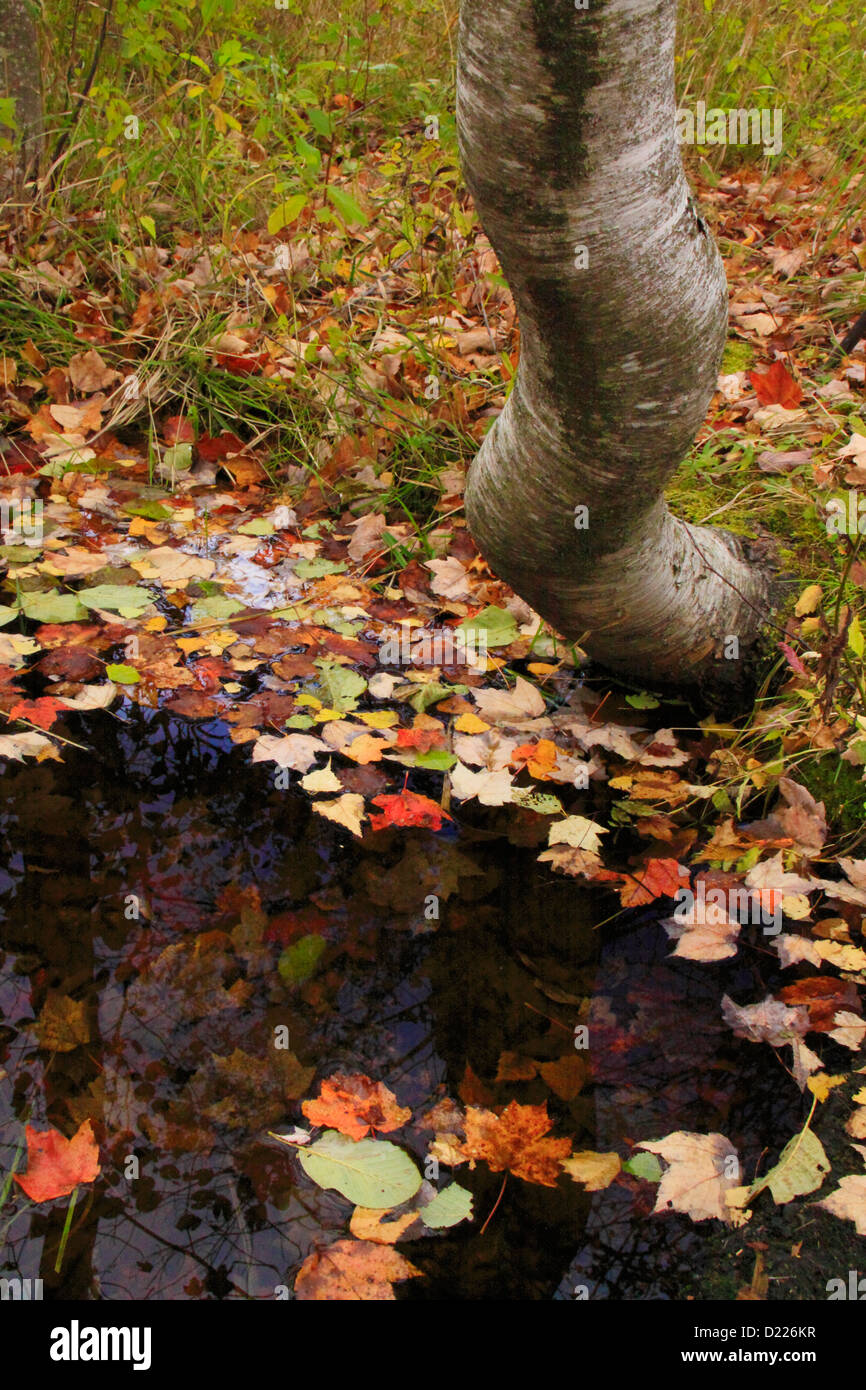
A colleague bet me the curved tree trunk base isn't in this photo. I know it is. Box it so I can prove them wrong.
[456,0,784,705]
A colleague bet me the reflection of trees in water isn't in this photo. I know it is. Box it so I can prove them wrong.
[0,712,799,1299]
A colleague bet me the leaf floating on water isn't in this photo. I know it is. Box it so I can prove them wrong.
[749,1127,830,1205]
[561,1151,622,1192]
[636,1132,742,1225]
[297,1130,423,1208]
[294,1238,421,1300]
[302,1073,411,1141]
[14,1120,100,1203]
[419,1182,474,1229]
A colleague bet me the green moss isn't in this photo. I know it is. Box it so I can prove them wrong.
[721,340,754,373]
[795,752,866,839]
[666,433,827,579]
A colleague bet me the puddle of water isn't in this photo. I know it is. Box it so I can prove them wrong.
[0,712,805,1300]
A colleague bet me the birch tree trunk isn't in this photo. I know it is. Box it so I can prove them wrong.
[0,0,43,174]
[457,0,774,692]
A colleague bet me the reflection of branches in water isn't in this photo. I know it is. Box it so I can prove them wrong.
[0,710,805,1301]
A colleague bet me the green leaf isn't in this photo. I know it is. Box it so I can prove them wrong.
[314,660,367,713]
[298,1130,422,1208]
[162,443,193,472]
[750,1128,830,1205]
[457,604,519,649]
[0,605,19,627]
[140,214,157,240]
[18,591,87,623]
[420,1183,473,1229]
[849,615,864,659]
[188,594,245,623]
[626,693,660,709]
[105,663,141,684]
[404,681,468,713]
[622,1153,663,1182]
[326,185,368,226]
[284,714,315,730]
[0,544,42,562]
[294,557,348,581]
[267,193,308,236]
[237,518,274,536]
[307,107,332,138]
[79,584,154,617]
[414,749,457,771]
[278,934,326,984]
[123,500,173,521]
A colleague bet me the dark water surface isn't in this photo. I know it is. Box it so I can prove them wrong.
[0,710,805,1300]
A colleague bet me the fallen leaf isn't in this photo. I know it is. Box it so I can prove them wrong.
[312,793,367,837]
[34,991,90,1052]
[14,1119,100,1202]
[637,1132,740,1224]
[561,1150,621,1191]
[294,1239,422,1300]
[460,1101,571,1187]
[815,1175,866,1235]
[302,1074,412,1141]
[369,788,451,830]
[749,361,803,408]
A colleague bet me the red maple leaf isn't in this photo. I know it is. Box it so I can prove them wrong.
[748,361,803,409]
[595,857,689,907]
[14,1120,101,1202]
[215,352,269,376]
[264,906,330,945]
[196,431,246,462]
[394,727,445,752]
[8,696,67,730]
[369,789,452,831]
[162,413,196,444]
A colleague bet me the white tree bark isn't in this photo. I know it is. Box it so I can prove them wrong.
[0,0,43,173]
[457,0,773,691]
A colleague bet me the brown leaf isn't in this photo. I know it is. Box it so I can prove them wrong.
[294,1239,422,1300]
[34,991,90,1052]
[538,1054,588,1101]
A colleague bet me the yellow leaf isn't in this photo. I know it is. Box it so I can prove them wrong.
[780,893,812,920]
[548,816,607,854]
[794,584,822,617]
[561,1150,621,1191]
[454,712,490,733]
[807,1073,848,1103]
[357,710,399,729]
[301,761,343,794]
[312,794,366,838]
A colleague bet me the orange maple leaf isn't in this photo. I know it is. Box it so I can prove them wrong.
[395,728,446,752]
[368,789,451,831]
[511,738,559,779]
[748,361,803,409]
[14,1119,100,1202]
[302,1073,412,1140]
[8,697,66,730]
[460,1100,571,1187]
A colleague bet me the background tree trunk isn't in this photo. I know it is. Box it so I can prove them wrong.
[457,0,774,692]
[0,0,43,175]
